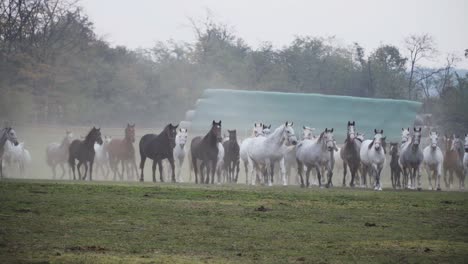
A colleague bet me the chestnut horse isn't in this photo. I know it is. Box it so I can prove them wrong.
[443,135,464,190]
[108,124,138,181]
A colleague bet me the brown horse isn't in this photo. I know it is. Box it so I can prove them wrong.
[443,135,464,190]
[107,124,138,181]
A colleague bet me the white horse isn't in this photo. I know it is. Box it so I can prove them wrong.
[46,130,73,179]
[401,128,410,146]
[4,141,31,177]
[171,128,188,182]
[464,134,468,185]
[399,127,424,190]
[247,122,298,186]
[94,135,112,179]
[239,123,265,184]
[296,128,335,188]
[360,129,386,191]
[423,131,443,191]
[282,126,316,185]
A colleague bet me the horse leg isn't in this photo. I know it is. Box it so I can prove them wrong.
[51,164,57,179]
[151,160,157,182]
[235,159,240,183]
[139,155,146,182]
[70,160,76,180]
[248,157,256,186]
[425,165,433,190]
[210,159,216,184]
[168,156,176,183]
[316,167,322,188]
[82,162,88,180]
[443,167,449,188]
[192,157,198,184]
[243,160,249,185]
[157,160,164,182]
[89,160,94,181]
[449,170,453,190]
[269,161,274,186]
[77,161,83,180]
[120,160,125,181]
[279,158,287,186]
[305,166,312,188]
[342,161,348,187]
[297,160,305,187]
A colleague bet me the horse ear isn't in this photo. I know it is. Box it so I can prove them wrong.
[285,121,288,126]
[303,126,306,130]
[374,129,378,134]
[352,121,355,125]
[268,125,271,129]
[347,121,350,126]
[402,128,404,131]
[174,124,179,129]
[212,120,215,125]
[330,128,334,133]
[381,129,384,134]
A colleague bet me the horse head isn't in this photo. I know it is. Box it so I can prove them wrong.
[464,134,468,152]
[65,130,74,144]
[401,127,410,144]
[176,128,188,149]
[429,131,439,149]
[451,135,463,153]
[262,124,272,136]
[211,120,222,142]
[4,127,19,146]
[369,129,385,152]
[347,121,356,140]
[125,123,136,143]
[89,127,103,145]
[283,122,297,146]
[253,123,264,137]
[228,129,237,142]
[319,128,334,151]
[302,126,316,140]
[411,127,422,148]
[104,135,112,145]
[356,133,365,142]
[389,142,399,156]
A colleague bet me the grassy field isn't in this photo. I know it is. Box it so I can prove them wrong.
[1,180,467,263]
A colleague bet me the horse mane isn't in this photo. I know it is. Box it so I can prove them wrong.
[84,128,96,143]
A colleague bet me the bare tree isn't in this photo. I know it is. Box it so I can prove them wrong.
[404,34,437,99]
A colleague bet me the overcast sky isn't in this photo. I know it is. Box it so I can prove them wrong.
[81,0,468,68]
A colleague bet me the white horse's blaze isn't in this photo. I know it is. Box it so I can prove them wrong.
[423,132,443,190]
[360,131,386,191]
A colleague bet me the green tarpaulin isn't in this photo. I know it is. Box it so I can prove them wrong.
[186,89,422,142]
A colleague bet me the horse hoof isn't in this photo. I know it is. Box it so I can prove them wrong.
[417,187,422,191]
[436,187,441,191]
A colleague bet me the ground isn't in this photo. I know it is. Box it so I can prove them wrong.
[1,180,467,263]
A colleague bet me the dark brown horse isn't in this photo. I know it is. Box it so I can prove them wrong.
[389,142,402,189]
[340,121,362,187]
[223,129,240,183]
[443,135,464,189]
[68,127,103,181]
[191,120,222,184]
[108,124,138,181]
[139,123,178,182]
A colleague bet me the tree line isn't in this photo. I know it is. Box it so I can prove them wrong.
[1,0,467,133]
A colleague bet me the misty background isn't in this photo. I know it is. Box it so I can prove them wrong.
[1,0,467,133]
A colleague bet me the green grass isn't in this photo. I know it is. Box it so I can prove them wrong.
[1,180,467,263]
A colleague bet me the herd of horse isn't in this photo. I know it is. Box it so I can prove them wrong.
[1,122,467,191]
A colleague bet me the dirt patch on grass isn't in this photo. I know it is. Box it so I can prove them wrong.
[65,245,107,253]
